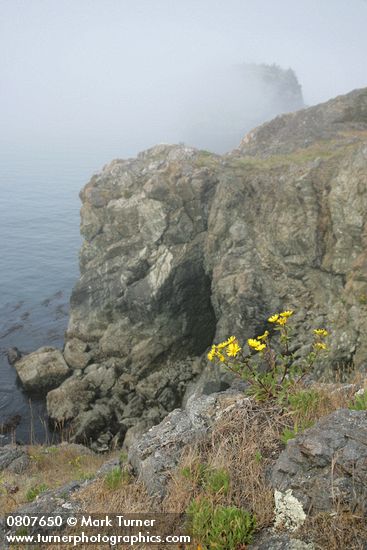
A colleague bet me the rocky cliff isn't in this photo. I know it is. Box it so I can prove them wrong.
[44,87,367,446]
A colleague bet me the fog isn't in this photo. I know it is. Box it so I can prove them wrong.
[1,0,367,158]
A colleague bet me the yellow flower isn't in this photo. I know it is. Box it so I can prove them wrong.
[276,317,287,326]
[280,310,294,318]
[313,328,328,337]
[207,346,216,361]
[226,342,241,357]
[217,335,236,349]
[248,338,261,349]
[268,314,279,323]
[257,330,269,341]
[255,343,266,352]
[248,339,266,352]
[217,341,228,350]
[314,342,327,351]
[208,336,239,360]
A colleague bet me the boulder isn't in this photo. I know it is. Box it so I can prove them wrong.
[46,375,94,424]
[249,530,314,550]
[83,362,117,394]
[271,409,367,516]
[0,445,29,473]
[63,338,91,369]
[6,347,22,365]
[14,347,70,392]
[71,401,114,445]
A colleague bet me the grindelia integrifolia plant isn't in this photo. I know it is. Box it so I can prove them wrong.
[207,310,328,402]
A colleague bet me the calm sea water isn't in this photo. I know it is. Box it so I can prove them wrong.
[0,142,121,444]
[0,133,234,445]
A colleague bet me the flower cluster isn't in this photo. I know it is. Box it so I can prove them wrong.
[247,334,267,352]
[206,309,329,401]
[313,328,328,337]
[246,311,293,352]
[207,336,241,362]
[268,310,294,325]
[313,328,328,351]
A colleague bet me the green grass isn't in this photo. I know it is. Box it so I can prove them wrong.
[187,497,256,549]
[181,463,230,495]
[288,389,321,417]
[281,426,299,444]
[26,483,49,502]
[229,140,361,172]
[203,468,230,496]
[194,151,221,169]
[349,390,367,411]
[104,466,130,490]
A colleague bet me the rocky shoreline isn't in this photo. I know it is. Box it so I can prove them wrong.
[2,86,367,548]
[0,291,70,446]
[10,86,367,450]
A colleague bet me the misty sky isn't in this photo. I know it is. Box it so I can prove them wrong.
[1,0,367,157]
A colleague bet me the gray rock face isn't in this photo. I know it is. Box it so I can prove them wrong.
[128,390,250,498]
[0,445,30,473]
[249,530,314,550]
[14,347,70,392]
[236,86,367,157]
[63,338,91,369]
[271,409,367,515]
[47,87,367,443]
[47,375,95,424]
[6,347,22,366]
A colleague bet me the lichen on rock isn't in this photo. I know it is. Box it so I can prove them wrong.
[274,489,307,531]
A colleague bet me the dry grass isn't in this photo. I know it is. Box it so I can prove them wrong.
[5,401,285,549]
[1,443,109,515]
[74,472,155,514]
[35,477,183,550]
[285,382,357,429]
[299,511,367,550]
[163,400,287,529]
[5,378,367,549]
[161,381,367,548]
